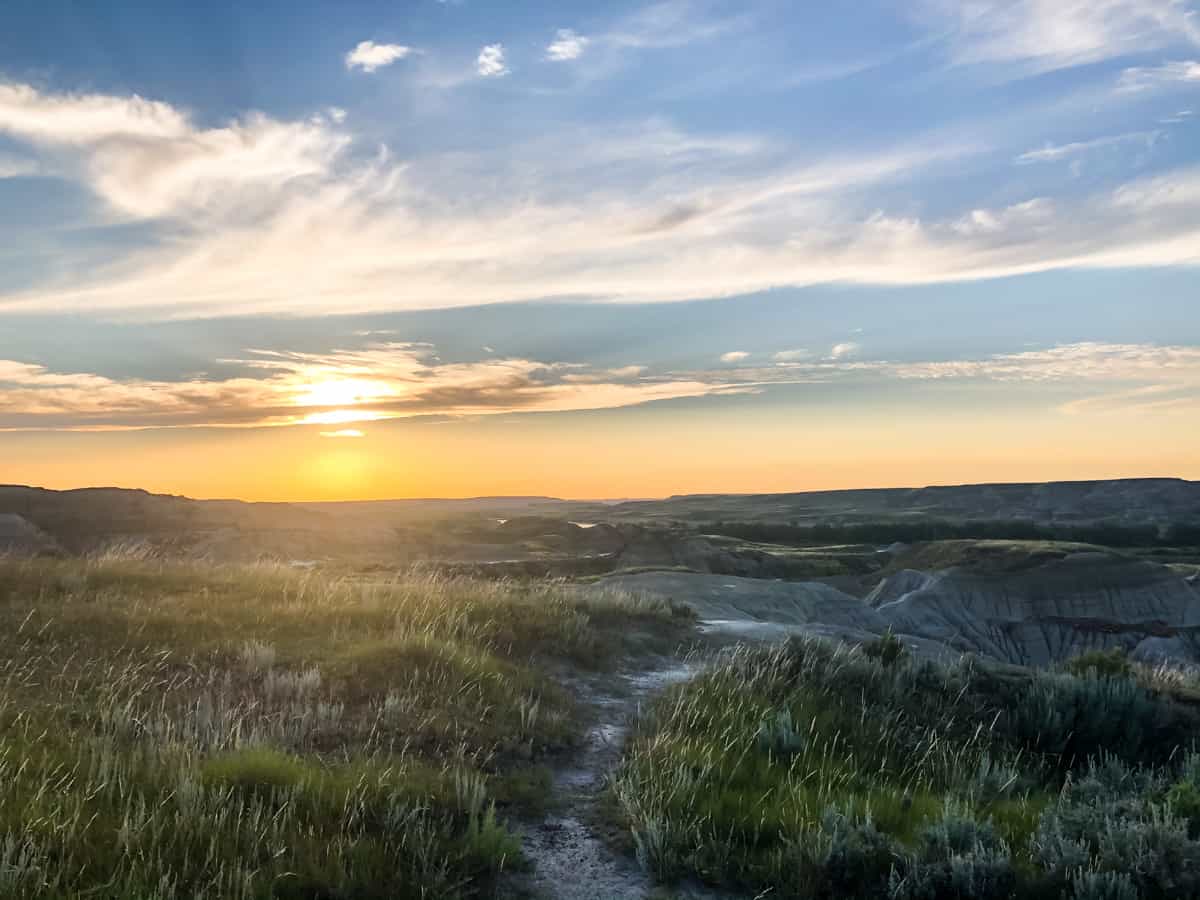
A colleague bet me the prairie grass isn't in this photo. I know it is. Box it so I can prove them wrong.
[0,557,691,898]
[612,637,1200,899]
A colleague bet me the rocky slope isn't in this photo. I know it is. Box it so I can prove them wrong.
[869,548,1200,666]
[591,543,1200,668]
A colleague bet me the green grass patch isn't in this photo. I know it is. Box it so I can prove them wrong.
[0,557,695,898]
[612,637,1200,899]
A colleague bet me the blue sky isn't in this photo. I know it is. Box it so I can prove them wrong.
[0,1,1198,496]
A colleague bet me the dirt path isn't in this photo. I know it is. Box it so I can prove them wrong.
[502,655,714,900]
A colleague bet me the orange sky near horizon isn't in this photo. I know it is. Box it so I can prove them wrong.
[5,401,1197,502]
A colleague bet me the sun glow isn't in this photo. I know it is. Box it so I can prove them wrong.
[288,375,397,427]
[293,377,395,408]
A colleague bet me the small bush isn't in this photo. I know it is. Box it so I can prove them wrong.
[997,670,1182,769]
[1167,756,1200,838]
[888,808,1015,900]
[863,629,908,666]
[201,747,312,795]
[816,810,899,896]
[1064,648,1133,680]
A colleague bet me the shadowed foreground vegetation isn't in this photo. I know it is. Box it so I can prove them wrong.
[613,638,1200,899]
[0,557,692,898]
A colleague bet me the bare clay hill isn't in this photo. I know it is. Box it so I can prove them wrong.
[591,541,1200,668]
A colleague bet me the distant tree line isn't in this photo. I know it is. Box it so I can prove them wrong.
[697,519,1200,549]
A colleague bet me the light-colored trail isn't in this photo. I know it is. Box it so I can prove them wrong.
[502,655,726,900]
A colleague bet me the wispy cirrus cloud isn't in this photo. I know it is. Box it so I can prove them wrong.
[2,82,1200,320]
[344,40,412,72]
[605,0,746,50]
[923,0,1200,75]
[722,342,1200,416]
[1016,130,1160,164]
[1117,58,1200,90]
[885,342,1200,382]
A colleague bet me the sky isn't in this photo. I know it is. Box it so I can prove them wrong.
[1,0,1198,500]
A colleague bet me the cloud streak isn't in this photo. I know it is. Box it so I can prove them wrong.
[0,344,735,431]
[925,0,1200,75]
[6,340,1198,432]
[1016,130,1160,163]
[1117,58,1200,91]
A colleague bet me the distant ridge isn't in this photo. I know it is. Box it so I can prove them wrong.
[1,478,1197,557]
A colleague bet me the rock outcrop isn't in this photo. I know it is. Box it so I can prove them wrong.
[592,545,1200,669]
[871,551,1200,666]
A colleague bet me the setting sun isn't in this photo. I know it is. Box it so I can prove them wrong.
[293,377,395,409]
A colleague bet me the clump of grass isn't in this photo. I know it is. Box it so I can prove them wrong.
[1063,647,1133,680]
[862,628,907,666]
[612,636,1200,898]
[0,557,695,898]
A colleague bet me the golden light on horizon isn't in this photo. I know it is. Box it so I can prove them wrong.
[300,409,388,426]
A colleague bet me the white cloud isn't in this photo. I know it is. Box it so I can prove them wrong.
[830,342,860,359]
[0,83,347,219]
[1117,59,1200,91]
[3,83,1200,320]
[0,83,187,144]
[772,349,810,362]
[327,107,348,124]
[476,44,509,77]
[1016,130,1159,164]
[720,351,750,363]
[924,0,1200,75]
[546,29,590,61]
[345,41,412,73]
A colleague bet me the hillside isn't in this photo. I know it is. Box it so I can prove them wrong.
[3,478,1199,561]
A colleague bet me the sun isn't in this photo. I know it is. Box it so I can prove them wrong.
[290,376,396,426]
[294,378,393,408]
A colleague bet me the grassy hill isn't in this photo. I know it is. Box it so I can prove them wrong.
[0,557,693,899]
